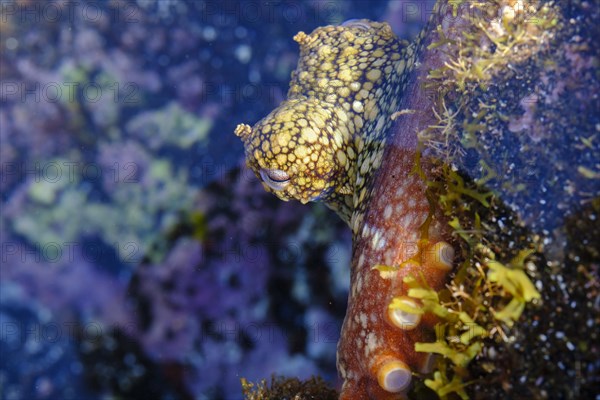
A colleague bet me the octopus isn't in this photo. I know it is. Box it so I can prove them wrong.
[235,19,454,399]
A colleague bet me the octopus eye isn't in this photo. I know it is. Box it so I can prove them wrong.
[341,19,371,31]
[260,168,290,191]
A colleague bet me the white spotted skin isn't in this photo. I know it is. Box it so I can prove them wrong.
[337,151,452,399]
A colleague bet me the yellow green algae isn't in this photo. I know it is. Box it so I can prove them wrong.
[5,80,211,262]
[401,0,599,398]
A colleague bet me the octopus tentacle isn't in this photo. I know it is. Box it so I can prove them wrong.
[235,19,454,398]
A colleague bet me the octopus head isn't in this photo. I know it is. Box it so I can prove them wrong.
[235,98,354,204]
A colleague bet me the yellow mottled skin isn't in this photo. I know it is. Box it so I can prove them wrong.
[235,20,452,399]
[235,20,410,224]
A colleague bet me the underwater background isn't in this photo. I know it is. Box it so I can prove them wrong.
[2,0,599,399]
[0,1,435,399]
